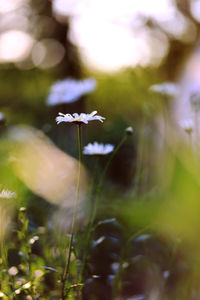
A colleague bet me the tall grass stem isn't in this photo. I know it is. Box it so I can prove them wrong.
[61,124,82,299]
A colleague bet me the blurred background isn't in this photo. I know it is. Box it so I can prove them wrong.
[1,0,200,299]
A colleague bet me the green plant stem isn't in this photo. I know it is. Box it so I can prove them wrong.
[61,124,82,300]
[0,207,7,268]
[87,156,100,217]
[0,236,6,269]
[134,115,146,194]
[79,134,128,284]
[91,134,127,225]
[187,132,192,147]
[79,135,128,283]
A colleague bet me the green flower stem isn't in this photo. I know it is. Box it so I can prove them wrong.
[0,207,7,268]
[79,135,128,283]
[163,98,169,142]
[78,156,100,284]
[134,115,146,194]
[91,134,128,225]
[194,110,199,152]
[61,124,82,300]
[87,156,100,218]
[0,207,16,296]
[187,132,192,147]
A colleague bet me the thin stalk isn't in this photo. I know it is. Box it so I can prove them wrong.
[0,208,16,297]
[79,135,128,282]
[92,134,127,225]
[0,207,7,267]
[162,99,168,143]
[194,110,198,139]
[187,132,192,147]
[134,115,146,194]
[87,156,100,218]
[193,109,199,153]
[79,156,99,283]
[61,124,82,300]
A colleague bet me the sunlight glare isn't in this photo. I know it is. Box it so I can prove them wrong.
[0,30,34,62]
[53,0,174,71]
[0,0,28,13]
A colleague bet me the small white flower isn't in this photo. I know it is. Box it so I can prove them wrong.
[83,142,114,155]
[47,78,97,106]
[180,119,194,134]
[29,235,39,245]
[150,82,179,97]
[8,266,18,276]
[19,207,26,212]
[56,111,105,125]
[0,189,16,199]
[125,126,133,135]
[22,282,31,289]
[15,288,21,295]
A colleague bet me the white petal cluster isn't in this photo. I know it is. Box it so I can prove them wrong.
[56,111,105,125]
[180,119,194,134]
[150,82,179,97]
[47,78,97,106]
[0,189,17,199]
[8,266,18,276]
[83,142,114,155]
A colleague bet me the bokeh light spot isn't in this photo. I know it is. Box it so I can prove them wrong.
[0,30,34,62]
[32,39,65,69]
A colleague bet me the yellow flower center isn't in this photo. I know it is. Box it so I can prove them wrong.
[73,117,82,122]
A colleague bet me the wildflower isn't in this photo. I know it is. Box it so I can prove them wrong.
[180,119,194,134]
[29,235,39,245]
[0,189,16,199]
[150,82,179,97]
[19,207,26,212]
[22,282,31,289]
[56,111,105,125]
[8,266,18,276]
[47,78,97,106]
[83,142,114,155]
[33,269,44,278]
[15,288,21,295]
[125,126,133,135]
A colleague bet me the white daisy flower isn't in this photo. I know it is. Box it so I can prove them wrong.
[83,142,114,155]
[0,189,17,199]
[56,111,105,125]
[150,82,179,97]
[180,119,194,134]
[125,126,133,135]
[47,78,97,106]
